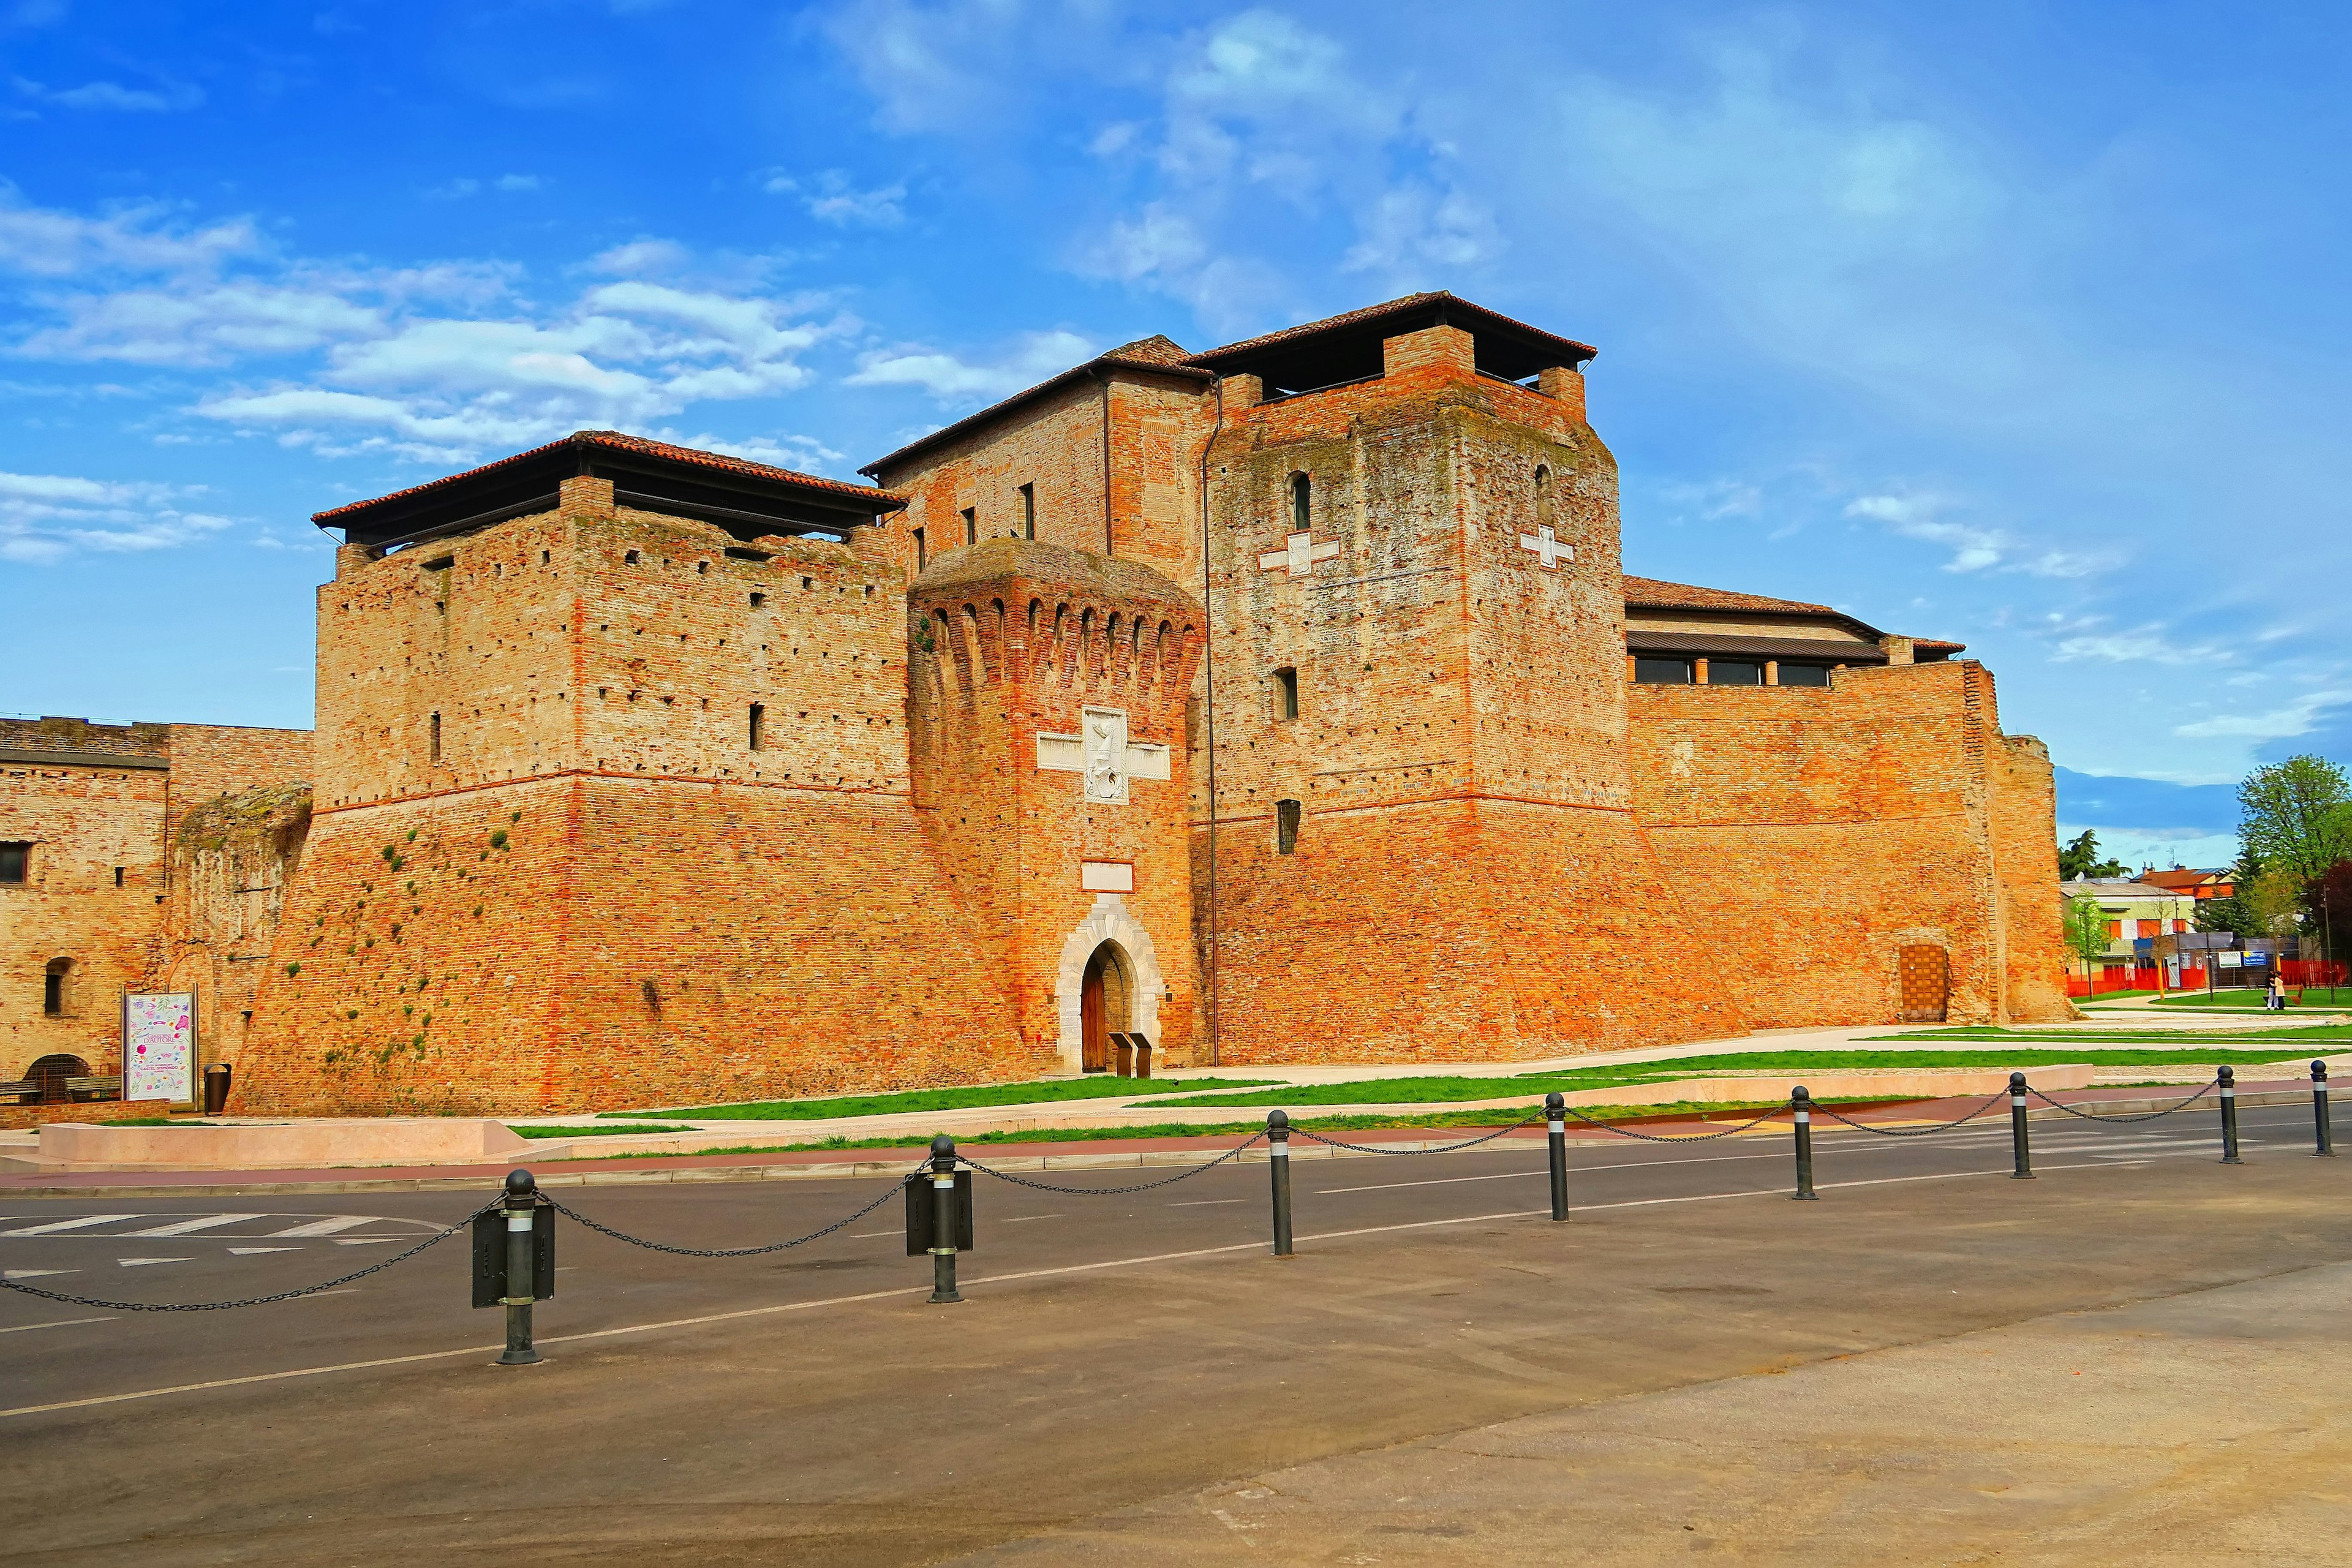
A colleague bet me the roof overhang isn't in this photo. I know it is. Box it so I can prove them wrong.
[1188,292,1597,398]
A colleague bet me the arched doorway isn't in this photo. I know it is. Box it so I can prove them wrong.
[26,1054,89,1104]
[1080,943,1132,1073]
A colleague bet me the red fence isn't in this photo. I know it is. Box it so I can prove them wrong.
[2283,959,2347,987]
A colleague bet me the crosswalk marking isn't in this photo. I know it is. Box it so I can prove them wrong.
[227,1246,300,1256]
[1,1215,141,1237]
[2,1269,74,1280]
[116,1257,189,1268]
[0,1316,111,1333]
[122,1213,265,1238]
[266,1216,375,1238]
[331,1238,395,1246]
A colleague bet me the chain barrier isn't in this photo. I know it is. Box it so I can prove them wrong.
[545,1163,924,1257]
[2029,1079,2218,1125]
[959,1131,1267,1195]
[1814,1092,2007,1137]
[0,1201,494,1313]
[1559,1101,1783,1143]
[1291,1110,1545,1156]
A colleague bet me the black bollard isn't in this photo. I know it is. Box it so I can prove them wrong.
[1268,1110,1294,1257]
[2218,1065,2243,1165]
[1790,1087,1819,1200]
[1545,1091,1569,1223]
[497,1169,542,1366]
[927,1134,963,1304]
[2314,1061,2334,1158]
[2009,1071,2035,1180]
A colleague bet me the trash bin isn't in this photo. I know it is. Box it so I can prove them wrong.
[202,1062,232,1116]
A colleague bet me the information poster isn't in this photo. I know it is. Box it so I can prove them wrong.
[124,992,197,1104]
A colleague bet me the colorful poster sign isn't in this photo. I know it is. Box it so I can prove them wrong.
[124,992,196,1104]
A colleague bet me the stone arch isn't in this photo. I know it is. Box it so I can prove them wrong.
[1052,894,1166,1074]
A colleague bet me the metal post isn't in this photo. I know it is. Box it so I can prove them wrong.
[1790,1087,1819,1200]
[1267,1110,1294,1257]
[2313,1060,2334,1158]
[2218,1065,2243,1165]
[2009,1071,2035,1180]
[927,1133,962,1303]
[1545,1091,1569,1222]
[497,1169,541,1366]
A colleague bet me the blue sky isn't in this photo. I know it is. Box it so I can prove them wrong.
[5,1,2346,869]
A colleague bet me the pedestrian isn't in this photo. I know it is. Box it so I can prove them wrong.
[2267,969,2285,1011]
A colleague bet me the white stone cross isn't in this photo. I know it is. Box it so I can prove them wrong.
[1518,524,1574,569]
[1036,707,1171,805]
[1257,529,1342,579]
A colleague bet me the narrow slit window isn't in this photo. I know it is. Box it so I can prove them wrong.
[962,507,977,546]
[1019,483,1035,539]
[114,866,124,888]
[748,702,766,752]
[429,711,442,763]
[43,957,69,1016]
[1276,800,1302,856]
[0,842,26,883]
[914,528,927,570]
[1273,666,1298,720]
[1290,473,1311,531]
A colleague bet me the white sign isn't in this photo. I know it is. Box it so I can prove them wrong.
[1035,707,1172,805]
[2218,949,2243,968]
[124,992,196,1104]
[1081,861,1135,892]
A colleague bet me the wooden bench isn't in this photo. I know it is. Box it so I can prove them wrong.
[0,1079,39,1106]
[66,1076,121,1103]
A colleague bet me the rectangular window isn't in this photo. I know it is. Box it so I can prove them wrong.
[429,711,442,763]
[1633,657,1692,684]
[962,507,977,546]
[749,702,766,752]
[43,965,64,1016]
[1709,660,1763,686]
[914,528,926,570]
[1776,663,1831,687]
[0,842,26,883]
[750,592,766,608]
[1273,666,1298,720]
[1019,484,1035,540]
[114,866,124,888]
[1276,799,1302,855]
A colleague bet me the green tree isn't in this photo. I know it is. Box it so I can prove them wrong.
[2062,895,2112,989]
[2058,829,2128,881]
[2238,756,2352,884]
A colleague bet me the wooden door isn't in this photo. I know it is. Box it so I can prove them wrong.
[1081,951,1109,1072]
[1898,945,1949,1022]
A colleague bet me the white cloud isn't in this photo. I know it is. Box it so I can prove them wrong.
[0,469,229,562]
[764,169,908,228]
[588,239,692,277]
[2040,612,2227,667]
[2173,690,2352,742]
[0,189,260,276]
[494,174,541,192]
[12,75,203,113]
[846,329,1095,404]
[1845,492,2119,578]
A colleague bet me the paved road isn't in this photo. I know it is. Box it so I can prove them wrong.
[1,1102,2342,1564]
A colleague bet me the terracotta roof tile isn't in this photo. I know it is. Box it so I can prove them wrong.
[1621,575,1839,617]
[314,430,901,524]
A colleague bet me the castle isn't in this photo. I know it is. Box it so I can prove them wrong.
[1,293,2073,1114]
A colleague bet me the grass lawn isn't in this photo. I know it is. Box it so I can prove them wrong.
[1131,1046,2326,1110]
[559,1098,1840,1160]
[1877,1024,2352,1044]
[2147,990,2352,1010]
[600,1076,1281,1121]
[512,1123,693,1139]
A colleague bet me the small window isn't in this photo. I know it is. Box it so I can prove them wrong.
[0,842,26,883]
[1276,800,1302,856]
[114,865,124,888]
[749,702,766,752]
[1273,666,1298,720]
[1709,660,1763,687]
[962,507,977,546]
[625,549,640,565]
[750,592,766,608]
[541,549,551,565]
[914,528,927,570]
[429,711,442,763]
[43,957,69,1016]
[1290,473,1311,531]
[1777,663,1831,688]
[1019,483,1035,540]
[1634,657,1693,684]
[696,560,708,575]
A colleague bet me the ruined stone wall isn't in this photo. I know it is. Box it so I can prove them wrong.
[1626,660,2066,1027]
[0,750,167,1080]
[162,781,311,1065]
[1189,325,1740,1063]
[910,538,1203,1070]
[1985,718,2076,1022]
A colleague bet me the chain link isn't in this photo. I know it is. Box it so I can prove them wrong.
[545,1164,923,1257]
[0,1202,492,1313]
[1292,1110,1544,1155]
[1559,1102,1784,1142]
[1814,1093,2007,1137]
[2028,1080,2217,1125]
[959,1132,1267,1194]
